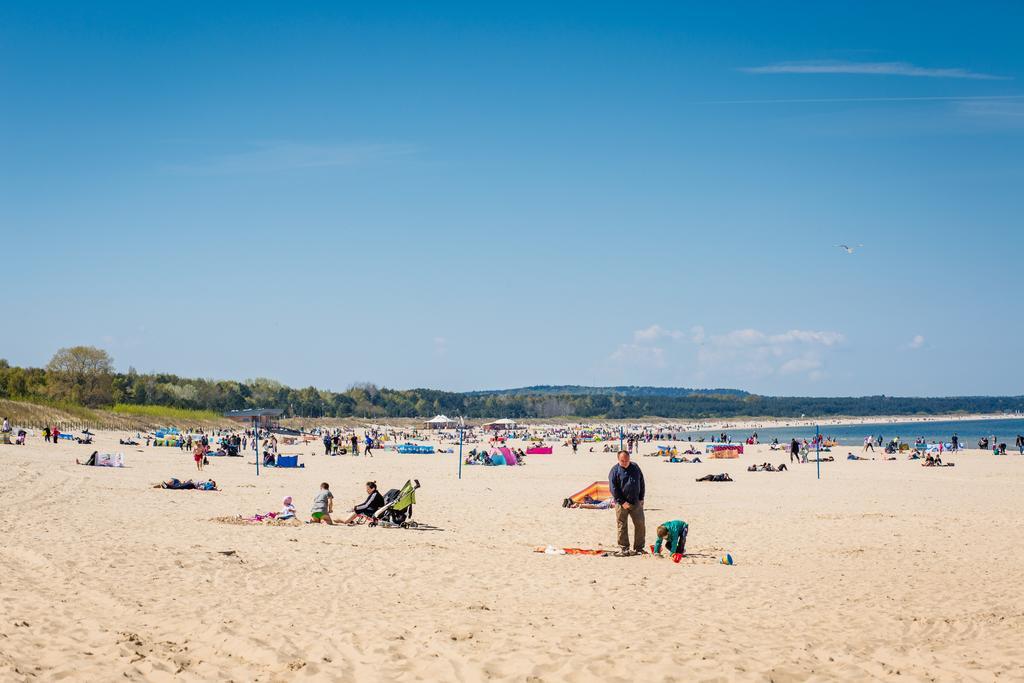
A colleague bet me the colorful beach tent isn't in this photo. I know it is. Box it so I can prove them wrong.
[567,481,611,504]
[526,446,553,455]
[492,447,517,466]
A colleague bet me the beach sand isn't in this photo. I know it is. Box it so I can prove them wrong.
[1,432,1022,681]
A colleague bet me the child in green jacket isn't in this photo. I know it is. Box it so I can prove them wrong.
[653,520,688,556]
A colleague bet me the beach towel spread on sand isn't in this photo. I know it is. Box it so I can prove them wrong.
[534,546,609,556]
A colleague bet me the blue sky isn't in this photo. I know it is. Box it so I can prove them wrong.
[2,2,1022,396]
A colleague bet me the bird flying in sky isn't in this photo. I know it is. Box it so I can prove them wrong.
[836,244,863,254]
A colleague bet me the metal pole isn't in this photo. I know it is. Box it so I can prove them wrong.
[254,417,260,477]
[458,419,464,480]
[619,427,623,452]
[816,424,820,480]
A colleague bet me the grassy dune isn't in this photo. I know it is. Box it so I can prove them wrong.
[0,398,232,431]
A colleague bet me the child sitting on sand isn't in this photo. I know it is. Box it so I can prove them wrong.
[653,520,688,557]
[279,496,296,519]
[309,482,334,524]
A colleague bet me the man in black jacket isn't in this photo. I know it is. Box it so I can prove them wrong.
[609,450,646,555]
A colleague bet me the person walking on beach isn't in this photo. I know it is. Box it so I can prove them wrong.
[364,433,374,457]
[194,441,207,471]
[1016,434,1024,455]
[609,450,646,555]
[951,433,959,451]
[350,434,358,456]
[790,438,800,464]
[863,436,874,453]
[571,435,578,454]
[43,426,51,443]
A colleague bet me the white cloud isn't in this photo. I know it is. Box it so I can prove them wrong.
[907,334,925,350]
[633,324,685,342]
[778,357,823,376]
[711,328,844,348]
[609,343,666,368]
[433,336,448,356]
[608,324,843,382]
[696,328,844,381]
[740,61,1007,80]
[170,141,415,174]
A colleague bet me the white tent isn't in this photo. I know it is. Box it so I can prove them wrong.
[425,415,457,429]
[484,418,517,430]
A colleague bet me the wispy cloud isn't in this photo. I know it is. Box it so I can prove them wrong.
[907,334,926,350]
[169,141,415,174]
[956,99,1024,126]
[699,94,1024,106]
[741,60,1008,81]
[433,336,448,356]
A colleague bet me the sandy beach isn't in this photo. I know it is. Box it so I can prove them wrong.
[2,430,1022,682]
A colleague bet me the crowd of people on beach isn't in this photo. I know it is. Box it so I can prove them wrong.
[7,415,1024,561]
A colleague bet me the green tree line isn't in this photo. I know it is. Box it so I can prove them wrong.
[1,347,1022,419]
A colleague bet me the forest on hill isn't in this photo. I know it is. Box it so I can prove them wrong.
[2,348,1022,420]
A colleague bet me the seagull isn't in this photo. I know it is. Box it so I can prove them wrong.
[836,244,863,254]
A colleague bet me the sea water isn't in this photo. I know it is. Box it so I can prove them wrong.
[677,417,1024,447]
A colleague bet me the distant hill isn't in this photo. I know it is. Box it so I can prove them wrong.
[467,385,750,398]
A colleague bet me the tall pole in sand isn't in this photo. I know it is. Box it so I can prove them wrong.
[619,427,623,452]
[458,417,464,480]
[815,424,820,480]
[254,416,260,477]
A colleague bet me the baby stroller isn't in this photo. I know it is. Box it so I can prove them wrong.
[372,479,421,528]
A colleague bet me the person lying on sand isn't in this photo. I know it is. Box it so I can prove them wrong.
[563,495,614,509]
[153,478,218,490]
[652,520,688,557]
[340,481,386,525]
[847,453,868,460]
[309,482,334,524]
[77,451,99,466]
[696,473,732,482]
[747,462,788,472]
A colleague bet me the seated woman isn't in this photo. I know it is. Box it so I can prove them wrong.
[340,481,386,525]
